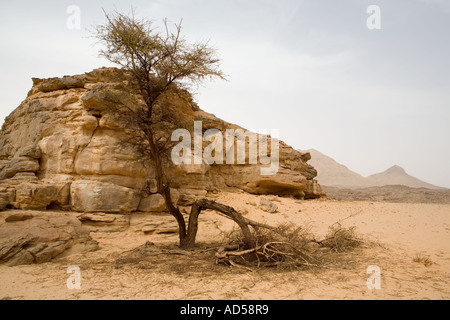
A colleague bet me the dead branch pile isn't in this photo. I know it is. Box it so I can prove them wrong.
[216,223,362,270]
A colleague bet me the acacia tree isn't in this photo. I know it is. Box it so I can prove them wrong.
[94,10,271,249]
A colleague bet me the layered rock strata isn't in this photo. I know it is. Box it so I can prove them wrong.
[0,68,324,214]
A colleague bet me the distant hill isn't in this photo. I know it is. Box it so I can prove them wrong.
[302,149,368,188]
[322,185,450,204]
[303,149,443,190]
[365,165,441,189]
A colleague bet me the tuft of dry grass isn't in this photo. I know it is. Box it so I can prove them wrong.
[413,254,434,267]
[320,223,363,253]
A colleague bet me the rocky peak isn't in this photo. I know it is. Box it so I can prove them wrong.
[384,165,406,175]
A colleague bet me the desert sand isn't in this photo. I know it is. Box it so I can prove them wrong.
[0,191,449,300]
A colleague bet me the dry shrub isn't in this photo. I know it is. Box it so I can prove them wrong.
[217,223,363,271]
[320,223,362,253]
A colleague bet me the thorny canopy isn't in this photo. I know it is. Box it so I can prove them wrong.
[94,10,225,112]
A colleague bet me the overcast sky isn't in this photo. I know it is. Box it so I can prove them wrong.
[1,0,449,188]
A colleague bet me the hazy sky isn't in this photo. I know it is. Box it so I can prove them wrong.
[1,0,449,187]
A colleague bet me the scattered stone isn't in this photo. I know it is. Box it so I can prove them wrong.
[266,195,281,202]
[260,198,278,214]
[78,213,116,223]
[142,224,178,235]
[78,213,129,234]
[237,207,249,215]
[4,212,34,222]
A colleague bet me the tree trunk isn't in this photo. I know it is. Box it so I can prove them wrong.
[163,184,189,247]
[146,127,188,245]
[183,199,255,249]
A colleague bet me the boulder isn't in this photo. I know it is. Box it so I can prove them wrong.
[13,182,70,210]
[239,168,307,198]
[260,198,278,214]
[305,180,325,199]
[0,234,36,266]
[4,212,34,222]
[77,212,129,234]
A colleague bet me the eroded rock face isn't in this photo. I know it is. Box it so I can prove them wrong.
[0,67,324,214]
[70,180,141,213]
[0,211,99,266]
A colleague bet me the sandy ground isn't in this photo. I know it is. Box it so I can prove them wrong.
[0,192,449,300]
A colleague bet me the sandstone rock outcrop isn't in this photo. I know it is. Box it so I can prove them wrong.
[0,68,324,215]
[0,211,99,266]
